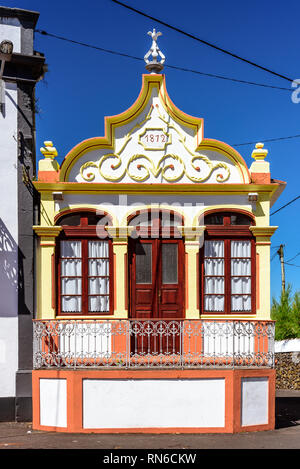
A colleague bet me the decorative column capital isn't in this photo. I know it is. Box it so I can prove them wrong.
[105,226,135,244]
[249,226,277,238]
[250,226,278,244]
[33,225,62,238]
[177,226,206,241]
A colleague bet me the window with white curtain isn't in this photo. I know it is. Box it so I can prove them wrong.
[56,212,112,315]
[203,212,254,314]
[59,239,111,314]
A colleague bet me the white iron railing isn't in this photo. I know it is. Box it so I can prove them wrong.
[33,319,275,369]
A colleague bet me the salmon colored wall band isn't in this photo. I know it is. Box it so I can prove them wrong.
[32,368,275,434]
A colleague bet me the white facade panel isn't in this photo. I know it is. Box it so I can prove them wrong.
[40,379,67,428]
[83,378,225,429]
[0,317,18,396]
[241,377,269,427]
[0,17,21,53]
[0,82,18,397]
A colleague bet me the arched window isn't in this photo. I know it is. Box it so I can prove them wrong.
[128,210,183,238]
[201,211,255,314]
[55,211,113,315]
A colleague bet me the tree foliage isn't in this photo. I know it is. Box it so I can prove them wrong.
[271,284,300,340]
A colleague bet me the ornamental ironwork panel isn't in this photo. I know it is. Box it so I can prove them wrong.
[33,319,275,369]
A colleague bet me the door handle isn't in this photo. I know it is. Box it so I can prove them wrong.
[158,290,161,300]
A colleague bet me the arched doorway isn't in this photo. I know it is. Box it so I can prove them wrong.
[128,210,185,320]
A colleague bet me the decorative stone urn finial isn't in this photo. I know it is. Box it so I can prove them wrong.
[40,141,58,159]
[251,142,268,161]
[144,28,165,74]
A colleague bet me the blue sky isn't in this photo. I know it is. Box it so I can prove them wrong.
[6,0,300,299]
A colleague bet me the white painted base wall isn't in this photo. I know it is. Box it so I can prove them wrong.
[241,377,269,427]
[0,318,18,397]
[82,378,225,429]
[40,379,67,428]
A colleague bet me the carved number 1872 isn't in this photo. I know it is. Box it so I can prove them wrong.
[144,134,166,143]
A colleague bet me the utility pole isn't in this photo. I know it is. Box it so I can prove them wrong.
[277,244,286,294]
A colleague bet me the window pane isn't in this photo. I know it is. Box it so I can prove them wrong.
[231,241,251,258]
[231,277,251,294]
[205,277,224,294]
[162,243,178,284]
[204,295,224,311]
[61,259,82,276]
[231,295,251,311]
[88,240,109,258]
[231,259,251,276]
[205,240,224,257]
[61,278,82,295]
[136,243,152,284]
[89,259,109,276]
[89,296,109,312]
[230,214,252,225]
[61,240,81,258]
[89,277,109,295]
[161,213,182,227]
[61,296,82,312]
[204,214,224,225]
[205,259,224,275]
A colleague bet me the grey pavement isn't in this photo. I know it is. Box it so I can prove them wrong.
[0,390,299,450]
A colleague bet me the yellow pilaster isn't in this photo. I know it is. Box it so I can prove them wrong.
[178,227,206,319]
[40,191,55,226]
[33,226,62,319]
[106,227,134,319]
[250,226,278,320]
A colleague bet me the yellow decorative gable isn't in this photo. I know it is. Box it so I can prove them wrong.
[59,74,251,185]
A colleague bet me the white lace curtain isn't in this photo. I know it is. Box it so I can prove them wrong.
[60,240,109,313]
[204,240,251,312]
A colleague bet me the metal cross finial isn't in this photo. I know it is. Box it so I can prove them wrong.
[144,28,165,74]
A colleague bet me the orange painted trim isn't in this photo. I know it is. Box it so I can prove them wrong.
[32,368,275,434]
[38,171,60,183]
[185,252,189,310]
[124,252,128,311]
[251,173,271,184]
[256,253,260,310]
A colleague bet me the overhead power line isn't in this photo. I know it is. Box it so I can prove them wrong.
[111,0,294,83]
[270,195,300,216]
[286,251,300,263]
[35,29,290,92]
[232,134,300,147]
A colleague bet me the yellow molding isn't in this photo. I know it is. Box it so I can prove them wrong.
[33,226,62,237]
[249,226,278,238]
[177,226,206,240]
[33,181,281,197]
[105,226,135,238]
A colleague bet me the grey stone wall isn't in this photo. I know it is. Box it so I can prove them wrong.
[275,352,300,390]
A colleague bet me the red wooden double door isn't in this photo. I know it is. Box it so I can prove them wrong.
[129,238,185,320]
[129,238,185,354]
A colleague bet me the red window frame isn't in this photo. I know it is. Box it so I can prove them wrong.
[201,212,256,315]
[56,214,114,316]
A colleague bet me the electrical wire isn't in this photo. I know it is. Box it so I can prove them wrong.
[111,0,294,83]
[34,29,291,92]
[270,196,300,216]
[232,134,300,147]
[284,262,300,268]
[286,251,300,263]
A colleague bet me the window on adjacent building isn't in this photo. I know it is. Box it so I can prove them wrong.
[202,212,255,314]
[56,212,113,315]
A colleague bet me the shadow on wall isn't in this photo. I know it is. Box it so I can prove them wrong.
[0,218,26,317]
